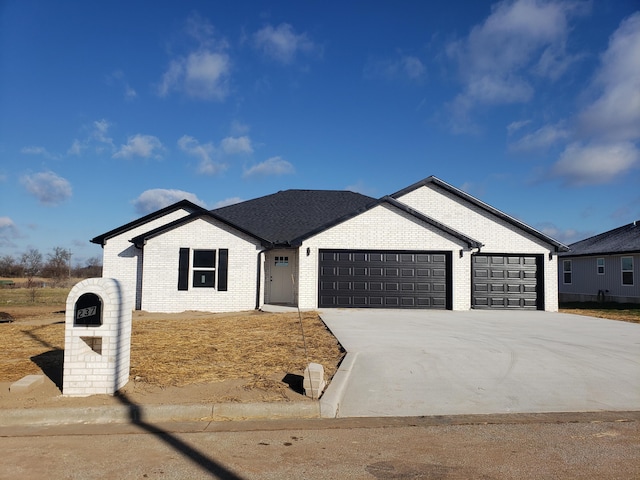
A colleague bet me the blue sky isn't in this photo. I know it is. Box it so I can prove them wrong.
[1,0,639,267]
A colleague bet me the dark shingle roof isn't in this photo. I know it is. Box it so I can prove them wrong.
[560,221,640,257]
[211,190,377,245]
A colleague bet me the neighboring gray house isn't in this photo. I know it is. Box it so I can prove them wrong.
[559,221,640,304]
[92,176,568,313]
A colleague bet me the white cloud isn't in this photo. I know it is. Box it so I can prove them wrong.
[178,135,225,175]
[133,189,207,214]
[106,70,137,100]
[68,119,115,155]
[243,156,294,178]
[0,216,20,248]
[230,120,250,136]
[113,134,165,159]
[509,122,570,151]
[21,146,51,156]
[344,180,376,197]
[551,141,639,186]
[578,12,640,142]
[445,0,585,131]
[506,119,532,135]
[549,12,640,186]
[253,23,318,64]
[21,171,72,206]
[212,197,243,209]
[67,139,84,156]
[159,51,231,101]
[535,221,587,244]
[158,14,231,101]
[364,54,426,82]
[221,136,253,155]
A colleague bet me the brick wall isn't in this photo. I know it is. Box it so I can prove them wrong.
[63,278,133,396]
[397,184,559,311]
[102,208,194,309]
[298,203,471,310]
[140,217,263,313]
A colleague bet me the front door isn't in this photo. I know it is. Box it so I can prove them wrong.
[267,250,296,304]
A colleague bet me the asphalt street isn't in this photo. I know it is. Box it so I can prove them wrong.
[2,413,639,479]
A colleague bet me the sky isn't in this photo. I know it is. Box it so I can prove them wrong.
[1,0,639,267]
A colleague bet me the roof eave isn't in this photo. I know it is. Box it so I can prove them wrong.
[392,176,569,252]
[91,200,209,246]
[129,211,271,248]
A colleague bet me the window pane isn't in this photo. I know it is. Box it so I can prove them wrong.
[193,270,215,288]
[621,257,633,271]
[563,260,571,272]
[194,250,216,268]
[564,272,572,284]
[622,271,633,286]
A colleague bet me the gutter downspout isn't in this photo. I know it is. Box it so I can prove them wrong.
[255,248,269,310]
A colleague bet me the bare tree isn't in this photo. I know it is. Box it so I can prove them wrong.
[20,248,43,300]
[42,247,72,285]
[0,254,22,277]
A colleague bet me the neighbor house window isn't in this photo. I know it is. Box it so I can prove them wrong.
[563,260,572,284]
[621,257,634,286]
[177,248,229,291]
[597,258,605,275]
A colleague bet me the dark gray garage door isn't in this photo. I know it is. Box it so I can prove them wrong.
[472,255,542,309]
[318,250,451,309]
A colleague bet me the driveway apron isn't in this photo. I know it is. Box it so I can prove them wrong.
[319,310,640,418]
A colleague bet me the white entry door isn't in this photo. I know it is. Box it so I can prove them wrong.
[268,250,295,304]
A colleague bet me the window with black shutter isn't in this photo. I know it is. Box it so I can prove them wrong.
[177,248,229,290]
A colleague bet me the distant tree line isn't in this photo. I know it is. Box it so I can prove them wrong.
[0,247,102,286]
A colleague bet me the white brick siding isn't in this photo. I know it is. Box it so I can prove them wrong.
[140,217,263,313]
[102,208,194,309]
[63,278,133,396]
[298,203,471,310]
[397,184,559,311]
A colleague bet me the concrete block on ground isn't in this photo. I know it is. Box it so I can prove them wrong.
[10,375,45,393]
[304,362,326,399]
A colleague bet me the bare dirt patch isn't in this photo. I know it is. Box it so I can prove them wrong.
[0,306,344,409]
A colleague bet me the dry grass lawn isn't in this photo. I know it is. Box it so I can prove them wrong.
[0,305,344,389]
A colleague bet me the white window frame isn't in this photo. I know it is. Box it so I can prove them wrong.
[621,256,634,286]
[563,260,572,285]
[596,258,605,275]
[193,249,216,288]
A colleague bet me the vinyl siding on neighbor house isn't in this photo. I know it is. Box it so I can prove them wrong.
[559,254,640,303]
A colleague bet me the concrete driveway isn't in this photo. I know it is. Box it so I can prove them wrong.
[319,310,640,418]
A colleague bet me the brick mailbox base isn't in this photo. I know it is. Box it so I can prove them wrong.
[63,278,132,397]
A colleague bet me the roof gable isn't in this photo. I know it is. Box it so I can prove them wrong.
[392,176,569,252]
[91,200,208,246]
[129,211,270,248]
[561,221,640,257]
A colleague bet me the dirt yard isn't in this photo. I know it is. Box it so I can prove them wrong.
[0,304,344,410]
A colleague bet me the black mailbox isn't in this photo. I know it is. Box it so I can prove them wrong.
[74,293,102,326]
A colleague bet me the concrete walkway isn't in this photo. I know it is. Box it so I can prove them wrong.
[319,310,640,418]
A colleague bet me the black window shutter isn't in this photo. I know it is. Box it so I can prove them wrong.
[178,248,190,291]
[218,249,228,291]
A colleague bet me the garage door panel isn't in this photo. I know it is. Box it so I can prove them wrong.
[319,250,450,309]
[472,254,541,310]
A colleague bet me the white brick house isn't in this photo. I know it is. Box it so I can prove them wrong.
[92,176,568,313]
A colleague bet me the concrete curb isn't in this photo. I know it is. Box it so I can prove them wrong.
[0,401,321,427]
[319,352,358,418]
